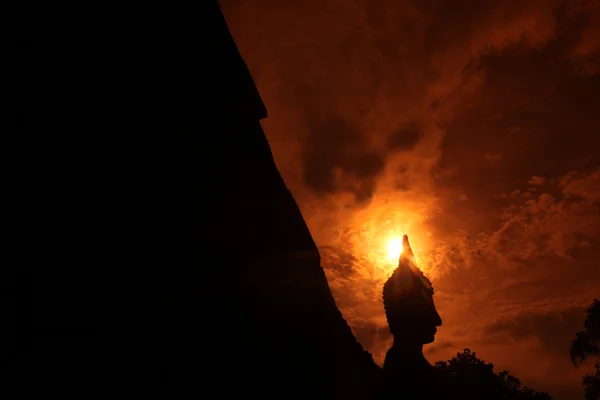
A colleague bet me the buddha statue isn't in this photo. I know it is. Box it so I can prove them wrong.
[382,235,442,397]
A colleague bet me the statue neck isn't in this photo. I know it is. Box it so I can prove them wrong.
[390,342,424,359]
[384,342,431,374]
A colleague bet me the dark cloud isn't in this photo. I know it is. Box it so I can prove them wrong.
[302,115,386,203]
[484,307,586,351]
[433,31,600,234]
[425,340,456,355]
[485,153,503,162]
[387,121,422,150]
[351,320,391,349]
[529,176,546,185]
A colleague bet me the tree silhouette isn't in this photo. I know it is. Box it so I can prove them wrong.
[434,349,553,399]
[570,299,600,399]
[581,363,600,400]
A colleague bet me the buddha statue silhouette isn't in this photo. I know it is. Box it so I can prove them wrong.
[382,234,443,397]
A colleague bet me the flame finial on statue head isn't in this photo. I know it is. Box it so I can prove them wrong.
[399,234,414,260]
[394,235,423,283]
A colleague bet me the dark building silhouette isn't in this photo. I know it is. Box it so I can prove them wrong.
[382,234,443,398]
[21,2,381,398]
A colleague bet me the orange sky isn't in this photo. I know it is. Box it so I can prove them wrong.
[221,1,600,398]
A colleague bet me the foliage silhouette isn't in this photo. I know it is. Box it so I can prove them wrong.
[434,349,553,399]
[571,299,600,399]
[581,363,600,400]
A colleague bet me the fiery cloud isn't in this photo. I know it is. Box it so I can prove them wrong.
[221,0,600,397]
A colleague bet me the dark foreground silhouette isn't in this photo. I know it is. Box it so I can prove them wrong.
[21,2,554,399]
[23,2,379,399]
[571,299,600,399]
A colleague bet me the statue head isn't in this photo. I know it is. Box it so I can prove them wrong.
[382,235,442,346]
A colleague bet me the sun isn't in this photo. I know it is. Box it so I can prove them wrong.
[386,237,403,264]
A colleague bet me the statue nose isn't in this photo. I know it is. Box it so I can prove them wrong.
[434,310,442,327]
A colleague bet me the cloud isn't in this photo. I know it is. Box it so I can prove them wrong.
[568,0,600,75]
[222,0,574,195]
[485,153,504,162]
[483,171,600,261]
[429,170,600,395]
[528,176,546,185]
[302,114,386,203]
[460,301,594,399]
[483,306,586,350]
[425,340,456,355]
[386,120,423,150]
[562,170,600,201]
[351,319,391,350]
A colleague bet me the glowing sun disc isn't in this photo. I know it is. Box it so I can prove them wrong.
[387,238,403,263]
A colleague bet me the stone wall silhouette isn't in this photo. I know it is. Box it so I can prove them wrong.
[22,2,381,398]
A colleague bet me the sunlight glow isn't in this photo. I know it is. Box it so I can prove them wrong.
[387,237,403,264]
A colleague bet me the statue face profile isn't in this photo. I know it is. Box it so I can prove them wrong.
[399,281,441,345]
[383,235,442,346]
